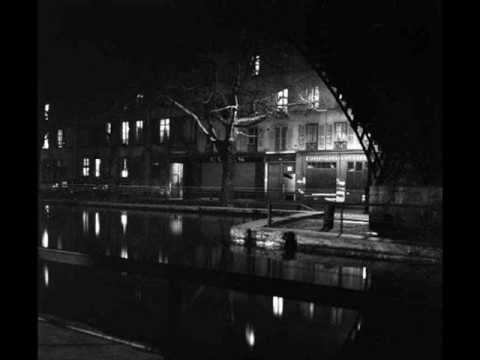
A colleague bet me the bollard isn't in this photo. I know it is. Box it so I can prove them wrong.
[322,202,335,231]
[245,228,255,248]
[339,202,344,235]
[267,201,272,227]
[282,231,297,260]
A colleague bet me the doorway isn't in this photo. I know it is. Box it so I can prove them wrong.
[169,163,184,199]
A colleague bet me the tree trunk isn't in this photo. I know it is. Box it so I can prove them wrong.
[219,143,235,205]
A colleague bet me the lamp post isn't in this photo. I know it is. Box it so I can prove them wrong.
[334,140,347,235]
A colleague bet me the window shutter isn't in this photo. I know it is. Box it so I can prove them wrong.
[281,126,288,150]
[347,123,354,144]
[318,124,325,150]
[298,124,305,148]
[326,124,333,149]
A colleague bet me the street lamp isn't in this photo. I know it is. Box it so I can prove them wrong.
[334,140,347,235]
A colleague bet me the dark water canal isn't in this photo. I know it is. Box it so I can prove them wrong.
[38,203,441,360]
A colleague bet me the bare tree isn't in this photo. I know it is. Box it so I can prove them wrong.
[152,39,327,204]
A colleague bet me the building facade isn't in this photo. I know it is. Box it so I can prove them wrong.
[39,45,368,203]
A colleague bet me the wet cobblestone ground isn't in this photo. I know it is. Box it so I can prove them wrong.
[275,217,371,235]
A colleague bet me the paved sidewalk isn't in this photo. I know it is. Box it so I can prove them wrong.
[38,319,163,360]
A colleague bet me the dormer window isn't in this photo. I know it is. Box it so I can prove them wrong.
[306,86,320,108]
[276,88,288,111]
[252,55,260,76]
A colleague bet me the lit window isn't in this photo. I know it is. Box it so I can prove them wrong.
[121,121,129,145]
[42,133,49,149]
[252,55,260,76]
[159,118,170,143]
[135,120,143,143]
[44,103,50,121]
[106,122,111,143]
[136,93,144,101]
[57,129,63,148]
[276,88,288,111]
[306,86,320,108]
[334,122,347,142]
[95,158,101,177]
[82,158,90,177]
[121,158,128,178]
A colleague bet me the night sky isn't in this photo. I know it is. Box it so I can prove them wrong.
[38,0,442,183]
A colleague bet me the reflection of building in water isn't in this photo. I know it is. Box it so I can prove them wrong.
[330,306,343,326]
[272,296,284,318]
[245,323,255,348]
[300,302,315,320]
[43,264,49,287]
[135,288,142,303]
[169,214,183,235]
[82,211,89,234]
[42,229,49,248]
[158,249,169,264]
[121,212,127,235]
[340,266,367,291]
[95,212,100,237]
[312,263,369,291]
[120,245,128,259]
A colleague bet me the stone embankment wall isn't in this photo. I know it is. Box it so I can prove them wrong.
[369,186,442,241]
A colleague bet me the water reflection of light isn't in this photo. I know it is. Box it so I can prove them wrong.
[331,307,343,326]
[272,296,284,318]
[169,214,183,235]
[41,229,49,248]
[245,323,255,348]
[309,302,315,319]
[121,212,128,235]
[362,266,367,280]
[120,245,128,259]
[82,211,89,234]
[44,205,50,214]
[158,250,169,264]
[43,265,49,287]
[232,237,245,245]
[95,212,100,237]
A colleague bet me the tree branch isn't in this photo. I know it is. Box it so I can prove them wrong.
[234,114,267,127]
[163,95,217,141]
[211,105,238,113]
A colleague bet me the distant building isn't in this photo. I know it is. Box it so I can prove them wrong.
[39,43,368,202]
[39,103,77,188]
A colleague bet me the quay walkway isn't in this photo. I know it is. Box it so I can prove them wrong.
[38,317,163,360]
